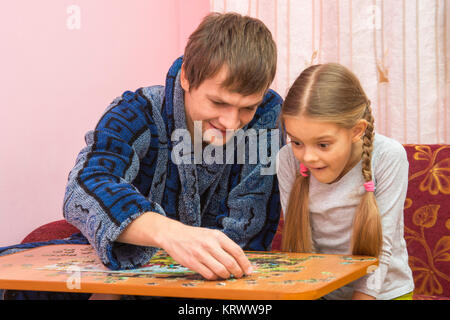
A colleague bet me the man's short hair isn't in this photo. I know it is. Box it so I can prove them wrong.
[183,12,277,96]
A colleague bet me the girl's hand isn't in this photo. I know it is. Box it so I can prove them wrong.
[352,291,376,300]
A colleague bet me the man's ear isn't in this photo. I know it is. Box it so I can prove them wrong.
[351,119,368,143]
[180,64,190,92]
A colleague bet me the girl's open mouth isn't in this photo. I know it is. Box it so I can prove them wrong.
[310,166,327,171]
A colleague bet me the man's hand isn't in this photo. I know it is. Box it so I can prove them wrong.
[117,212,253,280]
[160,222,253,280]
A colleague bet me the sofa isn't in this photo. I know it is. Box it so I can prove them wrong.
[18,144,450,300]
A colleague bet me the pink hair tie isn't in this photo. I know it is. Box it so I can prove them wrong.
[364,181,375,192]
[300,163,309,177]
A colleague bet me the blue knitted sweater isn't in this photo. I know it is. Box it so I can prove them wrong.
[1,58,283,271]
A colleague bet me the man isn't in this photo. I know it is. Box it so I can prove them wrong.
[1,12,283,299]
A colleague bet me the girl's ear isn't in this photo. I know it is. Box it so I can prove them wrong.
[351,119,368,143]
[180,64,190,92]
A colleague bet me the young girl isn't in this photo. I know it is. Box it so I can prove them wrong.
[276,63,414,300]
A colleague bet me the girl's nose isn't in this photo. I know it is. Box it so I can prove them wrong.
[303,147,319,163]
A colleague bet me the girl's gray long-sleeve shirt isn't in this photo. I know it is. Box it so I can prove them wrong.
[276,133,414,299]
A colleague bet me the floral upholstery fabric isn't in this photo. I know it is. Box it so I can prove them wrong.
[271,144,450,300]
[403,144,450,299]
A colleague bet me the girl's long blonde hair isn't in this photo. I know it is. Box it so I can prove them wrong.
[281,63,382,257]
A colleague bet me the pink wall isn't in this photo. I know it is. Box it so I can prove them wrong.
[0,0,210,246]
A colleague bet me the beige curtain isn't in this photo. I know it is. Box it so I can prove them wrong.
[211,0,449,144]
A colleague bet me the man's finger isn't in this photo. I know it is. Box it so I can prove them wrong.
[209,247,245,278]
[188,259,219,281]
[217,232,253,276]
[198,251,232,279]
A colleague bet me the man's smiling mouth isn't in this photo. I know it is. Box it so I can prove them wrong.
[209,122,228,135]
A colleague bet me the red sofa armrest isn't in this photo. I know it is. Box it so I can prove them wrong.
[21,220,80,244]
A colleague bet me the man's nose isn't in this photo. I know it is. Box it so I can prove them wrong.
[219,106,240,130]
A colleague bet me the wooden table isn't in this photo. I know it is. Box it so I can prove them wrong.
[0,244,378,300]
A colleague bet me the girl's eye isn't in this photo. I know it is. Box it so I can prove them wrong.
[318,143,330,149]
[291,141,303,147]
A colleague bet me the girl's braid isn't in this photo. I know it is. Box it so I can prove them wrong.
[361,100,375,182]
